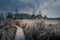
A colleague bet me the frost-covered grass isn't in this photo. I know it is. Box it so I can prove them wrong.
[14,19,60,40]
[0,19,60,40]
[0,19,17,40]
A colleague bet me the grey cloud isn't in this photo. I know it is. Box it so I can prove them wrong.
[40,0,60,17]
[0,0,36,12]
[0,0,60,17]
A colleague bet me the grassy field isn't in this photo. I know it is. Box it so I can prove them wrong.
[0,19,60,40]
[12,19,60,40]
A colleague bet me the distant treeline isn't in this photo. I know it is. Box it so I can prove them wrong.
[0,12,60,20]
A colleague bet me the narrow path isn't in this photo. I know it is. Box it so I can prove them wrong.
[14,25,25,40]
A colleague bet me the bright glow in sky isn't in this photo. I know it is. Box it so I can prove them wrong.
[0,0,60,18]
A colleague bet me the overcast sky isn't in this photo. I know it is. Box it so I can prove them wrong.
[0,0,60,18]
